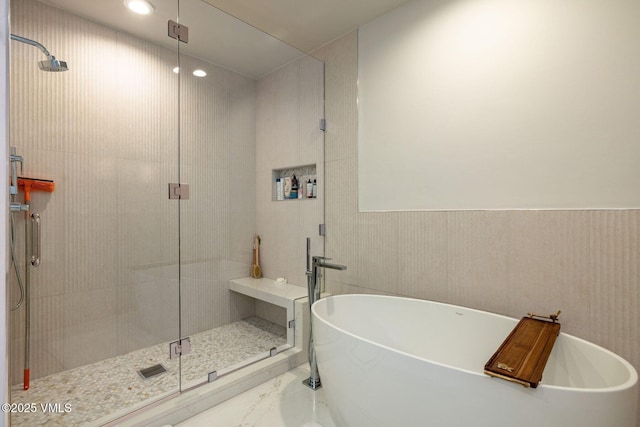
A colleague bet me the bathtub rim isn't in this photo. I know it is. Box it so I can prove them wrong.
[312,293,638,393]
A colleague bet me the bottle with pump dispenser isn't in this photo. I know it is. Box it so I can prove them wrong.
[312,179,317,198]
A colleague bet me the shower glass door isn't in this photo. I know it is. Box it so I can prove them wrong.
[176,0,326,389]
[176,0,283,388]
[8,0,182,424]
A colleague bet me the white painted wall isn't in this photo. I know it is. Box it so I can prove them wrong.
[358,0,640,210]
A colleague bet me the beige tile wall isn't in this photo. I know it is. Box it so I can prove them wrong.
[9,0,257,383]
[255,56,325,288]
[314,29,639,408]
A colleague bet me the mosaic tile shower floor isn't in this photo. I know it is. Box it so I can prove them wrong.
[10,318,286,426]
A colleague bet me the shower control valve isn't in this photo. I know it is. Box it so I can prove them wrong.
[10,203,29,212]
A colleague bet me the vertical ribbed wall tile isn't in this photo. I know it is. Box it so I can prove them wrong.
[589,211,639,341]
[274,62,300,168]
[355,212,400,294]
[324,158,361,288]
[255,54,325,288]
[505,211,592,333]
[299,55,324,166]
[313,31,359,163]
[446,211,511,315]
[314,32,359,293]
[396,211,449,302]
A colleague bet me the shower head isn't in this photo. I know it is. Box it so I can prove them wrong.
[11,34,69,72]
[38,58,68,72]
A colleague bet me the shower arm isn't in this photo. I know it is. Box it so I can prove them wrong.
[10,34,54,61]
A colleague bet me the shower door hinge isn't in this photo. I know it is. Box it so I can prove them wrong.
[319,118,326,132]
[288,319,295,329]
[168,183,190,200]
[168,20,189,43]
[169,337,192,359]
[319,224,326,236]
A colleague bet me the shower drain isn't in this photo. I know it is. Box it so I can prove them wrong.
[137,364,167,380]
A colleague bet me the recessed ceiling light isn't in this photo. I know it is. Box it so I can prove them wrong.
[124,0,155,15]
[193,69,207,77]
[172,67,180,74]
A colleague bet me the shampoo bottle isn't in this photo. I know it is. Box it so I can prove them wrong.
[284,177,292,199]
[307,179,313,198]
[291,175,298,199]
[276,178,284,200]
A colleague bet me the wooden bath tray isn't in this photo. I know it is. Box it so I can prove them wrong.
[484,312,561,388]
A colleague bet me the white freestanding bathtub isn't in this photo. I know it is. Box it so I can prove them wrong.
[312,295,638,427]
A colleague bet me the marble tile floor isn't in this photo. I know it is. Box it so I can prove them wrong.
[10,318,286,426]
[175,365,337,427]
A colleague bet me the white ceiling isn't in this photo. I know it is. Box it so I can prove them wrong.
[37,0,414,79]
[202,0,415,53]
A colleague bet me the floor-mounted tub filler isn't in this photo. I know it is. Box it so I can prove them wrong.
[312,295,638,427]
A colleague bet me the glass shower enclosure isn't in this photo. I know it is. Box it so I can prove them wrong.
[8,0,324,424]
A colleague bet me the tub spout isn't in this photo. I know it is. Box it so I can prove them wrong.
[312,256,347,271]
[307,256,347,308]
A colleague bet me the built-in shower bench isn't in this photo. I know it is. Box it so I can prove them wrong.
[229,277,308,346]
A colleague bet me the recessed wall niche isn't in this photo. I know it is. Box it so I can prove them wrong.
[272,164,317,201]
